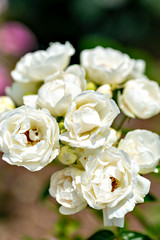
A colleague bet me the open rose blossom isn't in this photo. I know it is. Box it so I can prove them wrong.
[60,90,120,149]
[49,167,87,214]
[80,47,145,87]
[118,77,160,119]
[11,41,75,83]
[36,65,86,117]
[0,106,59,171]
[81,147,150,227]
[118,130,160,174]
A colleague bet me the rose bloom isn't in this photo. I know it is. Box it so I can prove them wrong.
[37,65,86,117]
[11,41,75,83]
[6,81,41,106]
[80,47,145,87]
[118,77,160,119]
[81,147,150,227]
[0,106,59,171]
[118,129,160,174]
[49,167,87,214]
[60,90,120,149]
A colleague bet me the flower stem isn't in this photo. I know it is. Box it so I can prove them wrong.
[112,226,121,240]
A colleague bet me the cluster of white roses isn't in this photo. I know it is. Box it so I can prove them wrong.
[0,42,160,228]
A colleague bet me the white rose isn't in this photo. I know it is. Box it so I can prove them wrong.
[80,47,145,87]
[6,81,40,106]
[80,147,150,227]
[0,96,15,121]
[37,65,86,117]
[49,167,87,215]
[118,77,160,119]
[60,91,120,149]
[0,106,59,171]
[118,129,160,174]
[11,41,75,83]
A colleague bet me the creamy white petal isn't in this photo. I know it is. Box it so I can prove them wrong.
[23,94,38,108]
[0,106,59,171]
[80,147,149,227]
[118,129,160,174]
[60,91,120,149]
[118,78,160,119]
[11,41,75,83]
[37,65,86,117]
[49,167,87,214]
[80,47,145,87]
[103,208,125,227]
[59,203,87,215]
[6,81,40,106]
[133,175,150,203]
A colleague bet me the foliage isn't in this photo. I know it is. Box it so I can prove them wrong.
[87,230,152,240]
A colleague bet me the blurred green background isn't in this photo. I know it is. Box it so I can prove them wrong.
[4,0,160,57]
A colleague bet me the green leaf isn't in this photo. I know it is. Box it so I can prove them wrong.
[120,231,152,240]
[144,193,157,202]
[87,230,115,240]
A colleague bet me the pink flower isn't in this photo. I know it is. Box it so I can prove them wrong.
[0,21,37,56]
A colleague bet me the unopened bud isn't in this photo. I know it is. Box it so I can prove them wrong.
[86,81,97,91]
[58,145,77,165]
[59,121,65,130]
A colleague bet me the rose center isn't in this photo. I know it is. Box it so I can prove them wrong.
[24,128,41,144]
[110,177,118,192]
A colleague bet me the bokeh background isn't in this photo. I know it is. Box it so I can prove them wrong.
[0,0,160,239]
